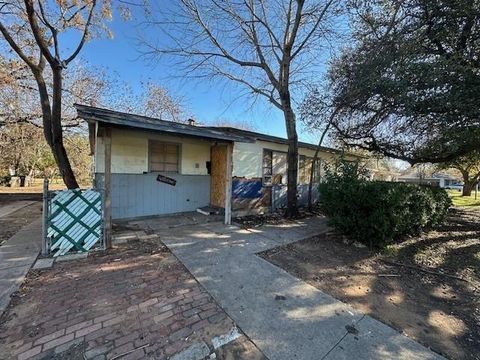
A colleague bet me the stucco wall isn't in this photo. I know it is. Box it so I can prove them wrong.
[95,128,212,175]
[232,140,341,178]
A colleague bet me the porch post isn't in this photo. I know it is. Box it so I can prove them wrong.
[104,127,112,249]
[224,143,233,225]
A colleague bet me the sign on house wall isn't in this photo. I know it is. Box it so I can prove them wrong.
[156,174,177,186]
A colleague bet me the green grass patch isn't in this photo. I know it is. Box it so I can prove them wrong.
[447,189,480,207]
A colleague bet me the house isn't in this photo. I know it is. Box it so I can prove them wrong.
[397,169,462,188]
[76,104,352,224]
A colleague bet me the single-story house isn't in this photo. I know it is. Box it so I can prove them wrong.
[397,170,462,188]
[76,104,352,224]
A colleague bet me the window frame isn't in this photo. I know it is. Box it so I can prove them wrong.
[298,155,322,184]
[148,140,181,174]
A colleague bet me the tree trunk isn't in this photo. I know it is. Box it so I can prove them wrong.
[462,181,474,196]
[307,114,335,211]
[51,66,79,189]
[462,182,474,196]
[282,103,299,218]
[32,65,79,189]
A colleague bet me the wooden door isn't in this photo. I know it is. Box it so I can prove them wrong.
[210,145,227,208]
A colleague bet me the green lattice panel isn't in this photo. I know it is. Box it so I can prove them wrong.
[47,189,103,257]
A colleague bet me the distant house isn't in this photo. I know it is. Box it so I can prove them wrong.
[76,105,354,224]
[397,170,462,188]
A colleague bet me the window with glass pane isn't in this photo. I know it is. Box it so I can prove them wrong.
[149,141,180,173]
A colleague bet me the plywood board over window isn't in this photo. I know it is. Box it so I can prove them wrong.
[149,141,180,173]
[211,145,227,208]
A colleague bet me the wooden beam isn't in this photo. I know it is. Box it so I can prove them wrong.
[88,122,96,156]
[224,143,233,225]
[104,127,112,249]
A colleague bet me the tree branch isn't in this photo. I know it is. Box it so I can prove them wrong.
[65,0,96,65]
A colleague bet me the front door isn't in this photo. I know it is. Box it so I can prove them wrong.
[210,144,227,208]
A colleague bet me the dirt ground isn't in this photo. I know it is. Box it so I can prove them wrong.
[260,207,479,360]
[0,201,42,245]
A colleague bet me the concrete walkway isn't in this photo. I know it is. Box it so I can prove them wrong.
[0,219,42,314]
[0,201,36,218]
[144,216,444,360]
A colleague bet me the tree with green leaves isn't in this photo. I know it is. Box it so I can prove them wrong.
[438,151,480,196]
[322,0,480,164]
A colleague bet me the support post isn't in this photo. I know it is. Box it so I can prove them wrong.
[104,127,112,249]
[42,178,49,256]
[224,143,233,225]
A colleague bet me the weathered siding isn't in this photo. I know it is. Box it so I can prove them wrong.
[272,184,320,210]
[96,128,211,175]
[96,173,210,219]
[232,140,341,178]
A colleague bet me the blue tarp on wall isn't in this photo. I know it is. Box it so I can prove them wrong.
[232,179,263,199]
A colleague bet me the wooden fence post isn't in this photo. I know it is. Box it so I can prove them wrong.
[224,143,233,225]
[104,128,112,249]
[42,178,49,255]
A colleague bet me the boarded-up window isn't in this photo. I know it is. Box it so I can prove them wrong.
[149,141,180,173]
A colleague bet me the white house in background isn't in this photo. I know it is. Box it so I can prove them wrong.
[397,170,463,189]
[76,104,355,224]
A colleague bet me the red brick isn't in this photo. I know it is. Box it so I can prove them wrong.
[75,323,102,338]
[34,329,65,346]
[153,310,174,324]
[93,313,117,324]
[103,314,126,327]
[138,298,158,309]
[191,319,210,331]
[12,342,32,356]
[199,308,218,320]
[66,319,93,334]
[115,331,139,347]
[42,333,75,351]
[17,346,41,360]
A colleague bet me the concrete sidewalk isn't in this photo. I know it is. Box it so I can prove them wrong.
[0,219,41,314]
[0,201,36,218]
[146,216,444,360]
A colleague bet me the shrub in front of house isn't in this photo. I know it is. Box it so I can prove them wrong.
[318,161,451,249]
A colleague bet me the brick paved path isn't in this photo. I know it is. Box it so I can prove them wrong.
[0,235,263,360]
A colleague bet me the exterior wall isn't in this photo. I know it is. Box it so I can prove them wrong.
[96,128,211,175]
[231,140,344,214]
[232,140,341,178]
[95,128,213,219]
[96,173,210,220]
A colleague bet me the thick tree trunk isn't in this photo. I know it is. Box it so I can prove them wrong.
[462,181,474,196]
[282,104,299,218]
[51,67,79,189]
[32,65,79,189]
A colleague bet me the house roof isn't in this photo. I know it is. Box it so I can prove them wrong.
[75,104,253,143]
[206,127,343,154]
[75,104,344,154]
[398,169,460,180]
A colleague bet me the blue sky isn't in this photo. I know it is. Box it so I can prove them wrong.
[69,6,335,144]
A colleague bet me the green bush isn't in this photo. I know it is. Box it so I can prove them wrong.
[319,161,451,248]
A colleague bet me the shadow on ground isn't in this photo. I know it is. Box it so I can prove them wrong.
[260,208,479,360]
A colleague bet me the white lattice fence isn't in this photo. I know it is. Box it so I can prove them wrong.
[45,188,104,257]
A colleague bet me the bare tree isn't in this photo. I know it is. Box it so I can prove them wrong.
[141,0,340,217]
[0,0,113,188]
[142,82,186,122]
